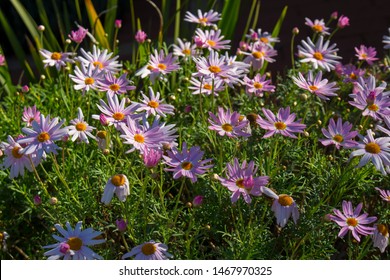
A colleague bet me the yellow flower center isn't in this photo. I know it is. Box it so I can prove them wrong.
[274,121,287,130]
[367,104,379,112]
[141,243,157,255]
[199,17,208,24]
[84,77,95,85]
[203,83,212,90]
[238,115,245,122]
[312,25,323,32]
[93,61,104,69]
[148,101,159,108]
[147,65,155,71]
[209,65,221,73]
[134,134,145,143]
[377,224,389,237]
[254,82,263,89]
[365,142,381,154]
[181,161,193,170]
[112,112,125,121]
[333,134,344,143]
[75,122,87,131]
[361,53,368,59]
[346,217,358,227]
[252,51,264,59]
[236,178,245,188]
[182,49,191,55]
[222,123,233,132]
[278,194,294,206]
[260,37,269,44]
[206,40,216,47]
[51,52,62,60]
[157,63,167,70]
[313,52,324,60]
[97,131,107,139]
[309,85,318,91]
[37,132,50,142]
[67,237,83,251]
[350,73,357,80]
[109,84,120,91]
[12,146,23,159]
[111,174,126,186]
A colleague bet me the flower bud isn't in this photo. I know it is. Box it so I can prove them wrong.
[192,195,204,207]
[38,25,45,31]
[49,197,58,205]
[33,195,42,206]
[116,219,128,232]
[115,19,122,29]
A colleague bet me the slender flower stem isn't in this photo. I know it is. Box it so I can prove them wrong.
[291,33,296,70]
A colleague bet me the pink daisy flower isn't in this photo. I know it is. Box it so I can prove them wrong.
[39,49,75,71]
[268,192,299,228]
[184,9,221,27]
[218,158,269,204]
[319,118,358,149]
[69,64,104,94]
[372,224,389,253]
[242,42,277,71]
[208,107,251,138]
[122,240,172,260]
[193,28,230,51]
[246,28,279,46]
[348,89,390,121]
[22,105,41,127]
[192,50,232,80]
[77,45,122,74]
[163,142,213,183]
[97,72,135,97]
[92,93,139,130]
[243,73,275,97]
[101,174,130,205]
[292,70,339,100]
[256,107,306,139]
[329,200,377,242]
[298,36,341,72]
[135,87,175,118]
[188,77,224,96]
[349,129,390,175]
[120,116,166,153]
[340,64,365,83]
[18,114,68,161]
[355,45,378,65]
[0,135,38,179]
[136,49,180,84]
[43,221,105,260]
[375,187,390,203]
[67,108,95,144]
[304,18,330,35]
[172,38,197,59]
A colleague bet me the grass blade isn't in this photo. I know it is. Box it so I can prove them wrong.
[218,0,241,40]
[0,9,35,82]
[104,0,118,44]
[260,5,288,74]
[10,0,43,50]
[84,0,110,49]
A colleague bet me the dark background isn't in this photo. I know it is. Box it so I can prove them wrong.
[1,0,390,83]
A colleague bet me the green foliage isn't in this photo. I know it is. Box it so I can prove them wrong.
[0,0,390,261]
